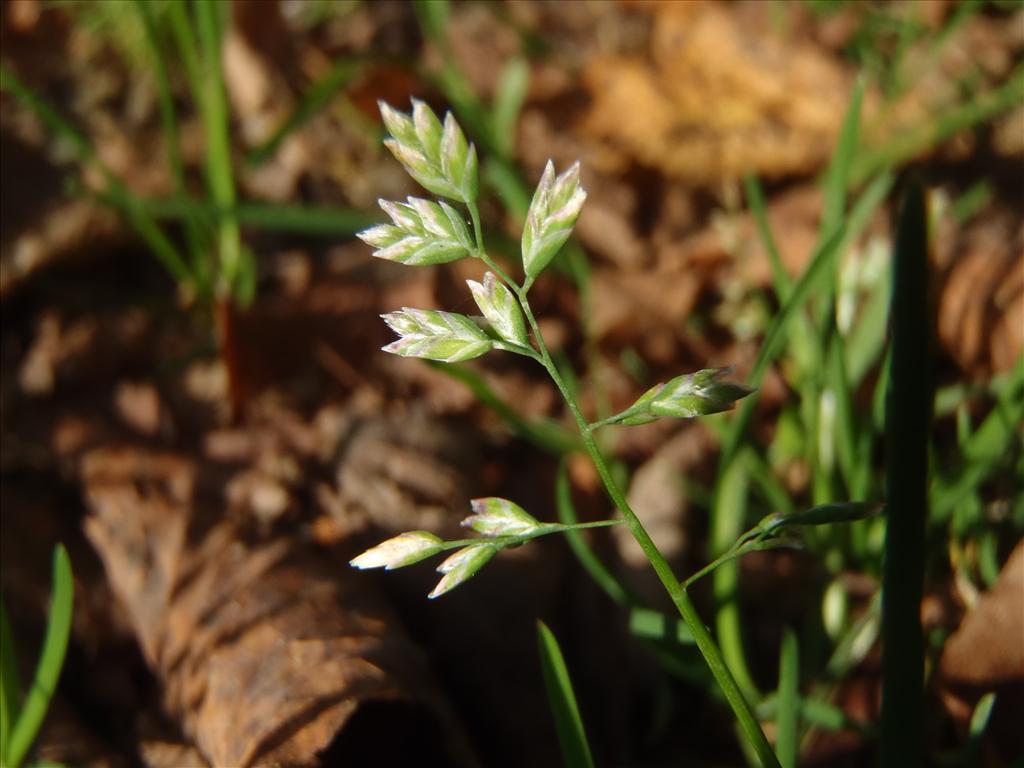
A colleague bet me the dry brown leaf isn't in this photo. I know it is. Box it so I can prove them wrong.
[581,2,851,184]
[81,446,474,768]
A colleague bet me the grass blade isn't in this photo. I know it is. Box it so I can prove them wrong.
[851,64,1024,186]
[194,0,244,299]
[134,0,212,293]
[1,598,21,760]
[6,545,73,768]
[133,196,378,236]
[536,621,595,768]
[880,179,932,768]
[822,75,865,236]
[247,58,363,167]
[555,461,631,605]
[711,460,760,700]
[490,57,529,159]
[776,628,800,768]
[434,363,579,455]
[0,64,192,286]
[744,174,792,301]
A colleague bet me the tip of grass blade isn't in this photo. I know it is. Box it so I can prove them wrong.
[536,620,594,768]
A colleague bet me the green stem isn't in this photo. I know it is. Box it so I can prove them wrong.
[464,204,779,766]
[440,520,622,552]
[521,296,779,768]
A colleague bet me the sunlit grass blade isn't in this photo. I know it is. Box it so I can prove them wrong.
[880,179,931,768]
[5,545,73,768]
[490,57,529,159]
[194,0,244,300]
[776,628,800,768]
[537,621,595,768]
[248,58,363,167]
[822,75,865,236]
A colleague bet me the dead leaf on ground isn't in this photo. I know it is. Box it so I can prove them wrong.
[581,1,851,184]
[937,540,1024,759]
[81,446,475,768]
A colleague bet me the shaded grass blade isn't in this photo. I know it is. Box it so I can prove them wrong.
[537,621,595,768]
[433,364,579,455]
[5,545,73,768]
[135,196,377,236]
[851,64,1024,186]
[711,460,760,700]
[1,598,20,759]
[133,0,210,287]
[880,179,932,768]
[0,64,192,286]
[776,628,800,768]
[247,58,363,167]
[744,174,792,300]
[555,461,630,605]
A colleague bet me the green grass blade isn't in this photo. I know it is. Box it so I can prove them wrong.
[536,621,595,768]
[822,75,865,236]
[880,179,932,768]
[744,174,792,301]
[711,460,760,701]
[194,0,244,300]
[930,354,1024,521]
[1,598,21,761]
[719,222,845,471]
[844,267,892,387]
[166,0,203,100]
[248,58,363,167]
[134,196,378,236]
[776,628,800,768]
[852,64,1024,186]
[555,462,631,605]
[133,0,211,292]
[433,363,579,455]
[6,546,73,768]
[490,57,529,159]
[0,64,193,286]
[828,335,859,495]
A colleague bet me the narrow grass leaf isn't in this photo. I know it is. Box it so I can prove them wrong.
[6,545,73,768]
[556,462,631,605]
[431,363,578,454]
[880,179,932,768]
[822,75,865,235]
[248,58,362,166]
[1,598,20,759]
[711,460,760,701]
[744,174,792,300]
[719,223,845,470]
[776,628,800,768]
[195,0,245,300]
[491,58,529,159]
[536,621,595,768]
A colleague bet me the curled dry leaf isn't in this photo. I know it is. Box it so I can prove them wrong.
[80,446,474,768]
